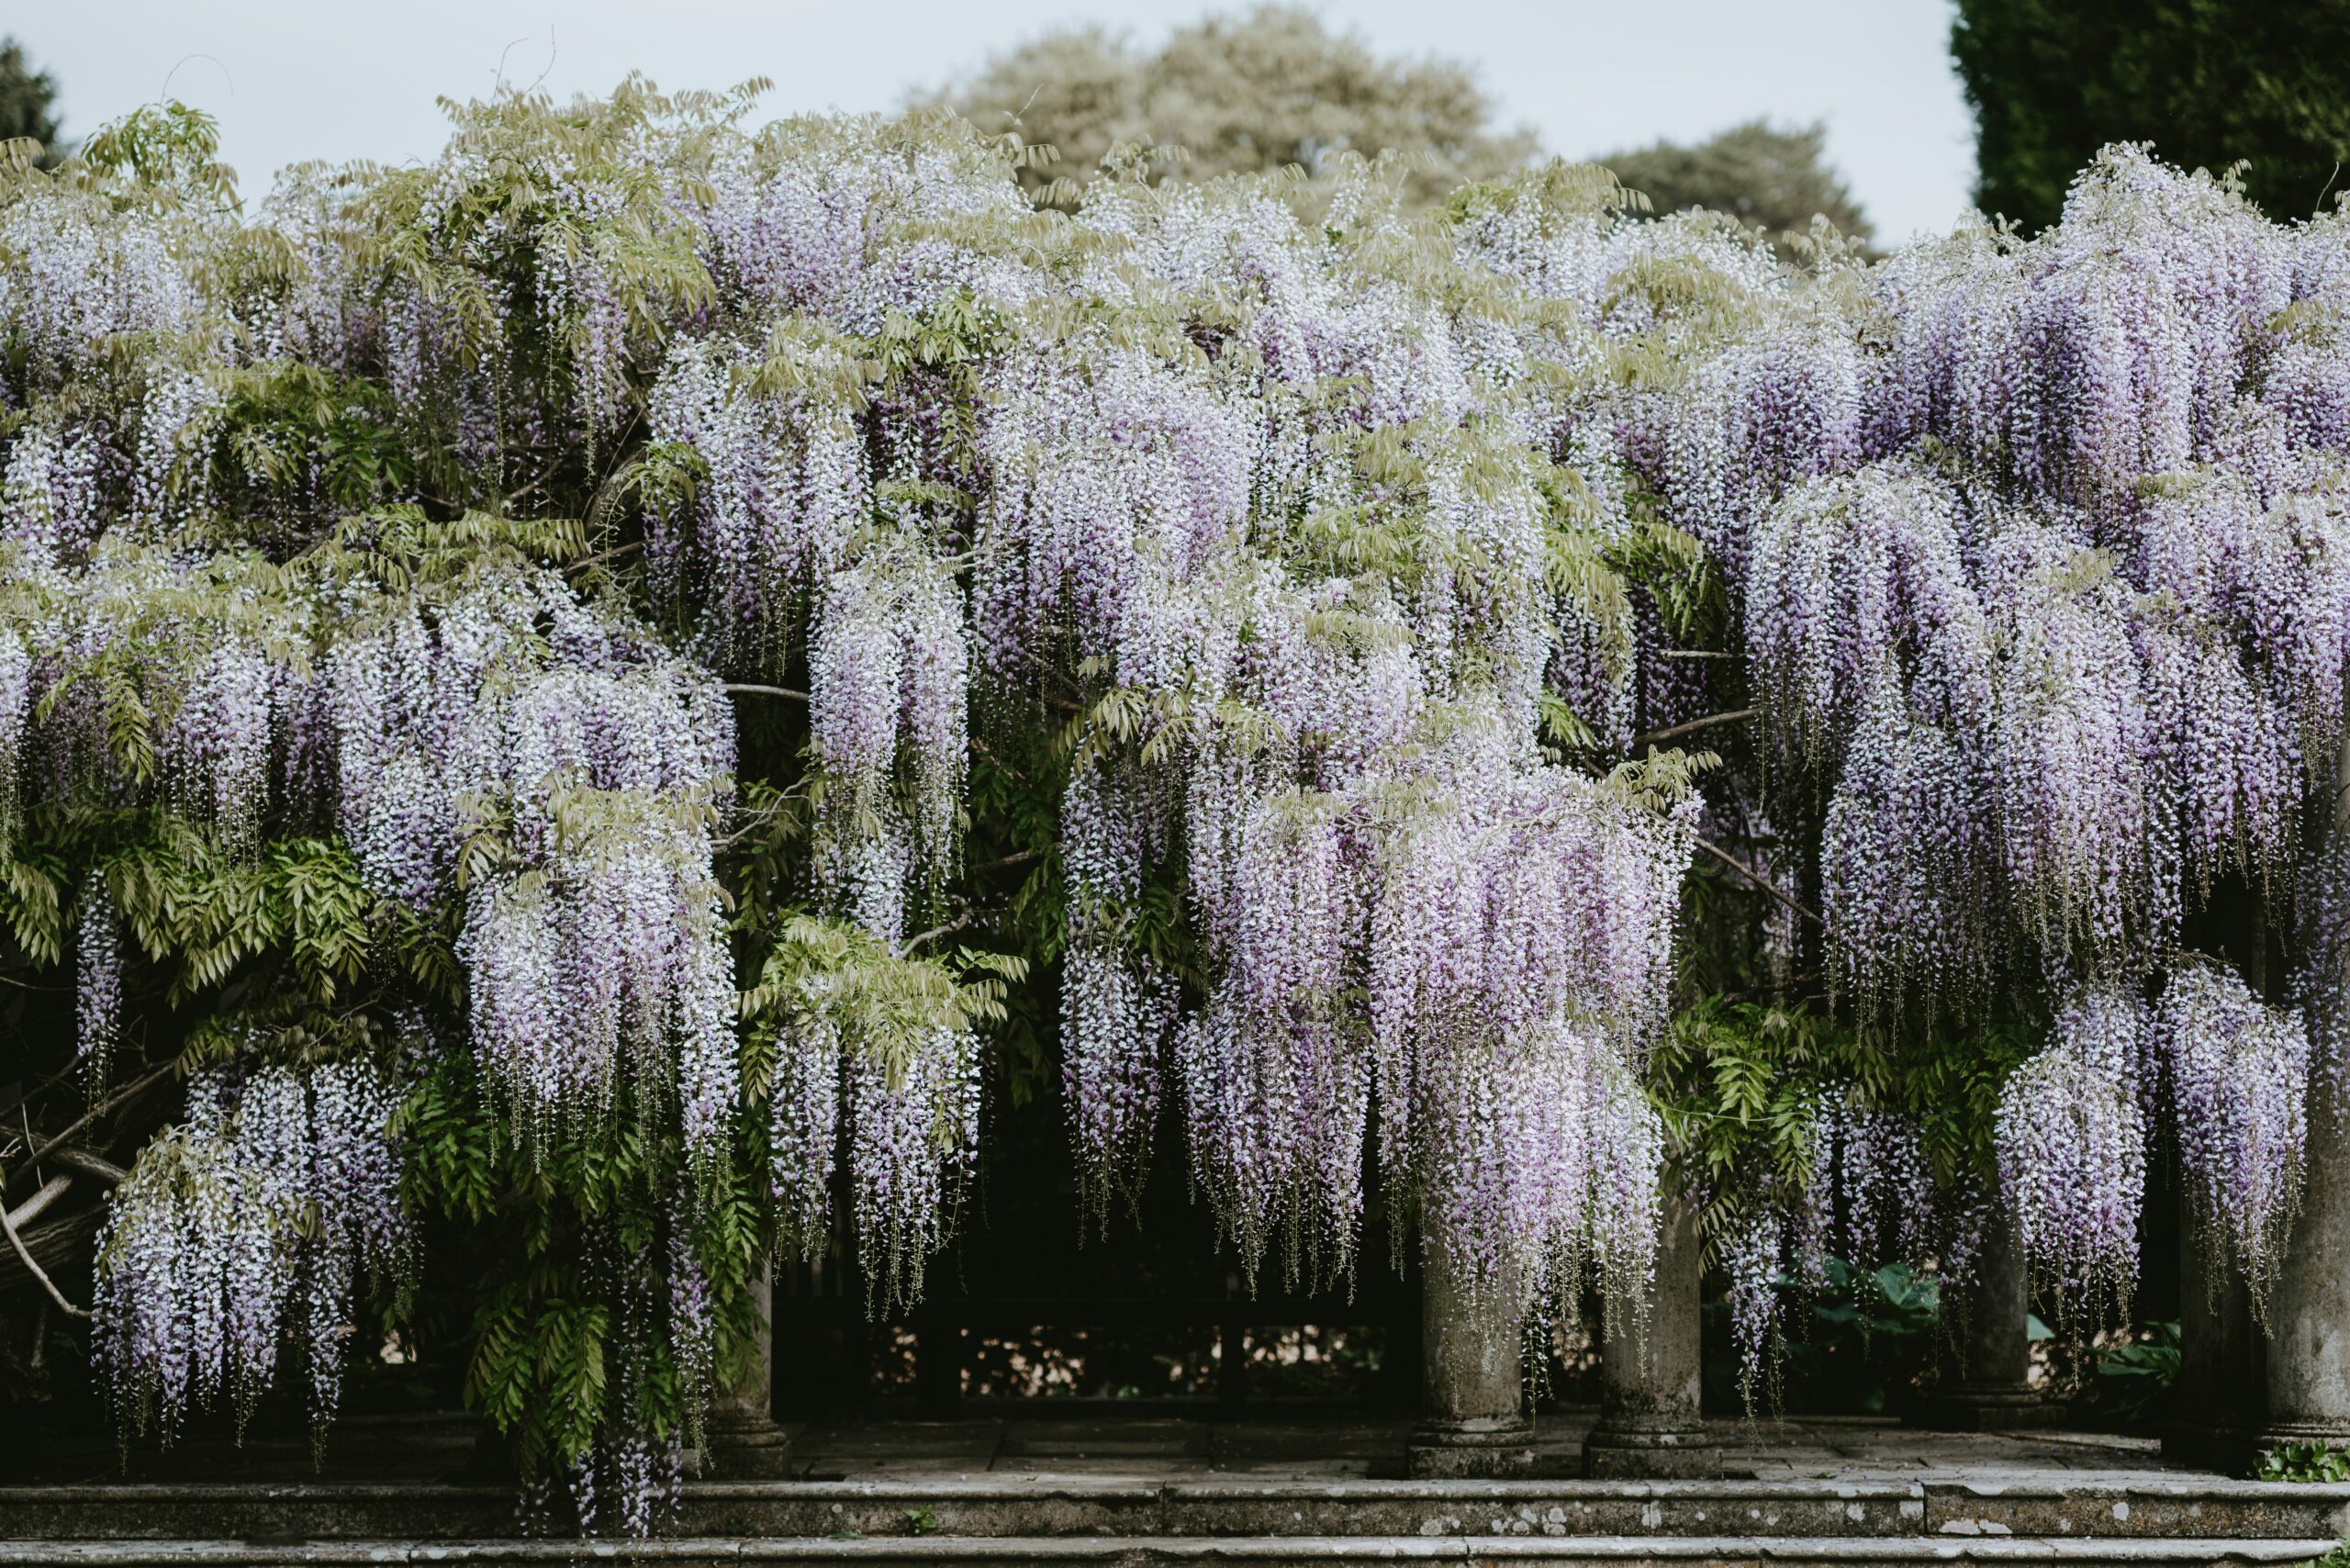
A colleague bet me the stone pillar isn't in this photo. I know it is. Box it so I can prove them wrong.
[1583,1198,1719,1478]
[1407,1218,1538,1478]
[702,1266,796,1478]
[2165,1226,2265,1470]
[1912,1208,2059,1429]
[2255,724,2350,1462]
[2260,1099,2350,1455]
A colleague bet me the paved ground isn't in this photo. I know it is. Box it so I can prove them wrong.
[17,1405,2211,1493]
[12,1412,2344,1565]
[782,1410,2187,1486]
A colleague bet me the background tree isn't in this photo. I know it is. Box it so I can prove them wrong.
[0,37,63,161]
[1951,0,2350,230]
[914,6,1537,205]
[1598,119,1874,252]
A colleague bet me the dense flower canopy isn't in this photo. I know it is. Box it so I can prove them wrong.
[3,84,2348,1528]
[1657,148,2350,1346]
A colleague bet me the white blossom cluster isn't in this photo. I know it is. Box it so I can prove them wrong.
[91,1059,410,1446]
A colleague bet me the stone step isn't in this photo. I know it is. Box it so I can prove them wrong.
[2,1481,2344,1546]
[0,1536,2335,1566]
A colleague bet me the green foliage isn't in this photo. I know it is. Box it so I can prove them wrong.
[1702,1255,1942,1417]
[1952,0,2350,230]
[400,1047,766,1473]
[2260,1440,2350,1484]
[916,6,1539,207]
[2089,1319,2179,1426]
[1788,1258,1940,1411]
[739,912,1024,1092]
[1650,998,1877,1250]
[1650,997,2029,1266]
[1601,120,1875,254]
[4,802,442,1067]
[206,365,417,523]
[71,100,239,213]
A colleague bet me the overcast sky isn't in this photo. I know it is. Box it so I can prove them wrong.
[20,1,1979,244]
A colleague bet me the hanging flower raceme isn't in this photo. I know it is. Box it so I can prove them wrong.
[808,546,968,941]
[1180,789,1368,1282]
[0,181,208,403]
[330,558,739,1159]
[1819,694,2003,1021]
[8,546,315,850]
[1997,983,2148,1320]
[0,625,25,862]
[698,111,1039,336]
[2154,959,2311,1315]
[1988,544,2177,973]
[75,866,123,1085]
[1745,465,1993,767]
[972,342,1254,683]
[1811,1094,1945,1273]
[1662,317,1866,595]
[1171,725,1695,1310]
[1058,759,1180,1222]
[2130,472,2350,894]
[749,914,1008,1313]
[92,1058,412,1447]
[643,332,872,673]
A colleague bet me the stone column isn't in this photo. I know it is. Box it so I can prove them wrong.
[2260,1099,2350,1455]
[1912,1209,2058,1429]
[2165,1226,2265,1470]
[2255,724,2350,1462]
[702,1265,796,1478]
[1583,1197,1719,1478]
[1407,1218,1538,1478]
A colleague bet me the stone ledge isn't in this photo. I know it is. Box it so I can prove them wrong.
[4,1476,2344,1546]
[7,1475,2341,1503]
[0,1535,2335,1565]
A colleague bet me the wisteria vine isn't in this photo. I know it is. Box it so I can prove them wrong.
[2,83,2348,1519]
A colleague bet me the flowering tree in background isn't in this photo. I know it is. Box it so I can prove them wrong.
[912,6,1539,208]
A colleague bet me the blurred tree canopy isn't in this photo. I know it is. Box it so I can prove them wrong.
[914,6,1538,206]
[0,37,62,159]
[1952,0,2350,230]
[1599,119,1874,252]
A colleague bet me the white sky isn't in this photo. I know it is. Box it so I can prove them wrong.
[21,1,1979,244]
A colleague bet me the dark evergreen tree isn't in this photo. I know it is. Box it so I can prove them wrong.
[0,37,62,159]
[1952,0,2350,230]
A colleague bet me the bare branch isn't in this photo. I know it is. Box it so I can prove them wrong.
[11,1064,173,1191]
[905,911,977,951]
[6,1174,73,1230]
[968,848,1044,874]
[724,683,810,701]
[1695,835,1822,927]
[50,1148,129,1187]
[565,538,643,572]
[1,1175,90,1319]
[1632,708,1760,751]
